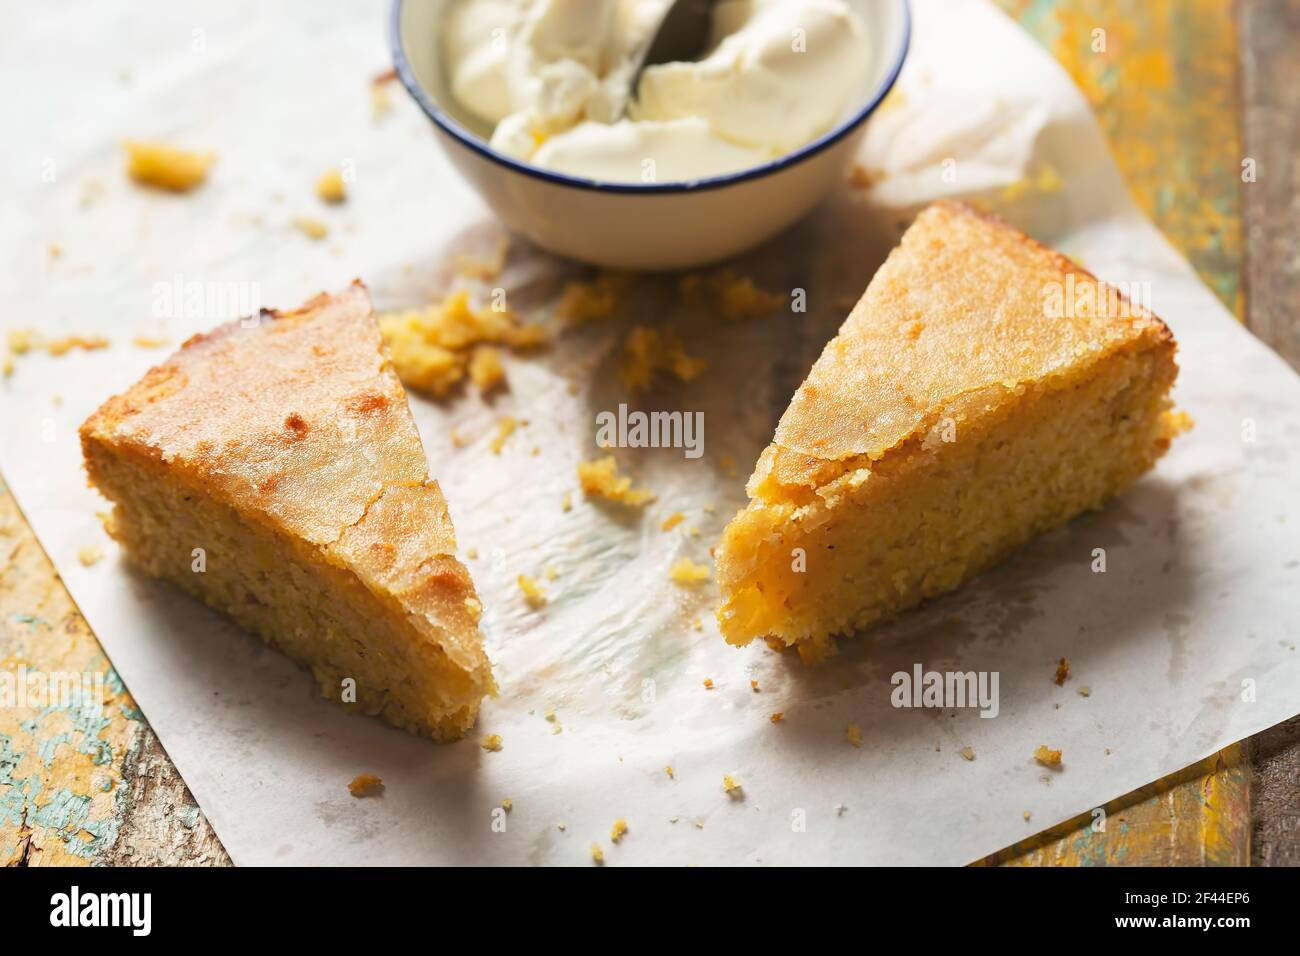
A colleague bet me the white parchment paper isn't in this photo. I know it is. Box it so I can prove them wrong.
[3,0,1298,866]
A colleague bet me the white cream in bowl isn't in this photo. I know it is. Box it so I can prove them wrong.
[443,0,872,184]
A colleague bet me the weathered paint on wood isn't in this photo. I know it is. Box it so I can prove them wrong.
[1238,0,1300,865]
[998,0,1244,318]
[0,481,229,866]
[983,745,1250,866]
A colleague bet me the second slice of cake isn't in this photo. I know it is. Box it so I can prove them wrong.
[81,283,494,740]
[716,201,1185,662]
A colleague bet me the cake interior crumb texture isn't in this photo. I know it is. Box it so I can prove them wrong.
[715,201,1185,663]
[80,282,495,740]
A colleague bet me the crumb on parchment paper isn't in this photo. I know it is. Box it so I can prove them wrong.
[316,169,347,204]
[348,773,384,797]
[669,557,711,585]
[517,574,547,609]
[578,455,654,507]
[124,140,214,192]
[1034,745,1063,767]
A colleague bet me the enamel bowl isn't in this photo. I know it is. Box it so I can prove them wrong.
[391,0,911,271]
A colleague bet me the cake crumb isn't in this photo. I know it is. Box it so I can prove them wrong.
[468,345,506,393]
[315,169,347,204]
[836,803,848,816]
[1053,657,1070,686]
[661,511,686,532]
[750,679,759,692]
[77,546,103,567]
[678,268,784,322]
[847,724,862,748]
[517,574,547,608]
[557,822,566,832]
[693,819,704,829]
[578,456,654,506]
[378,290,546,398]
[769,712,783,723]
[554,272,632,324]
[501,798,513,812]
[292,216,329,240]
[1034,745,1063,767]
[490,416,517,454]
[131,335,170,349]
[610,819,628,843]
[960,746,975,761]
[665,765,674,779]
[1078,686,1091,698]
[45,334,110,356]
[347,773,384,797]
[8,329,35,355]
[1023,810,1032,822]
[561,491,573,512]
[723,775,742,798]
[619,325,706,392]
[590,843,604,865]
[481,734,503,752]
[669,557,711,585]
[702,678,714,690]
[124,140,214,192]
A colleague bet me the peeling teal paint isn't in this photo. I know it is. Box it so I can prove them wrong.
[32,787,89,831]
[19,683,114,768]
[103,667,126,698]
[177,805,201,829]
[28,786,119,860]
[119,704,145,722]
[0,733,29,827]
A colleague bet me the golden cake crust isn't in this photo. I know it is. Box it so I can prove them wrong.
[81,282,494,729]
[82,284,432,545]
[763,201,1173,493]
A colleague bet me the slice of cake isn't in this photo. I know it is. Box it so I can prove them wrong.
[715,201,1185,663]
[81,283,495,740]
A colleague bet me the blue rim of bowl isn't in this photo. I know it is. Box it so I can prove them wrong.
[389,0,911,195]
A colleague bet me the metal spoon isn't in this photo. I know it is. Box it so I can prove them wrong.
[622,0,717,115]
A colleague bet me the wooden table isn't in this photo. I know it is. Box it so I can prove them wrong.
[2,0,1296,867]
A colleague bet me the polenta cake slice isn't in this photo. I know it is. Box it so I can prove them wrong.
[716,201,1184,662]
[81,282,494,739]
